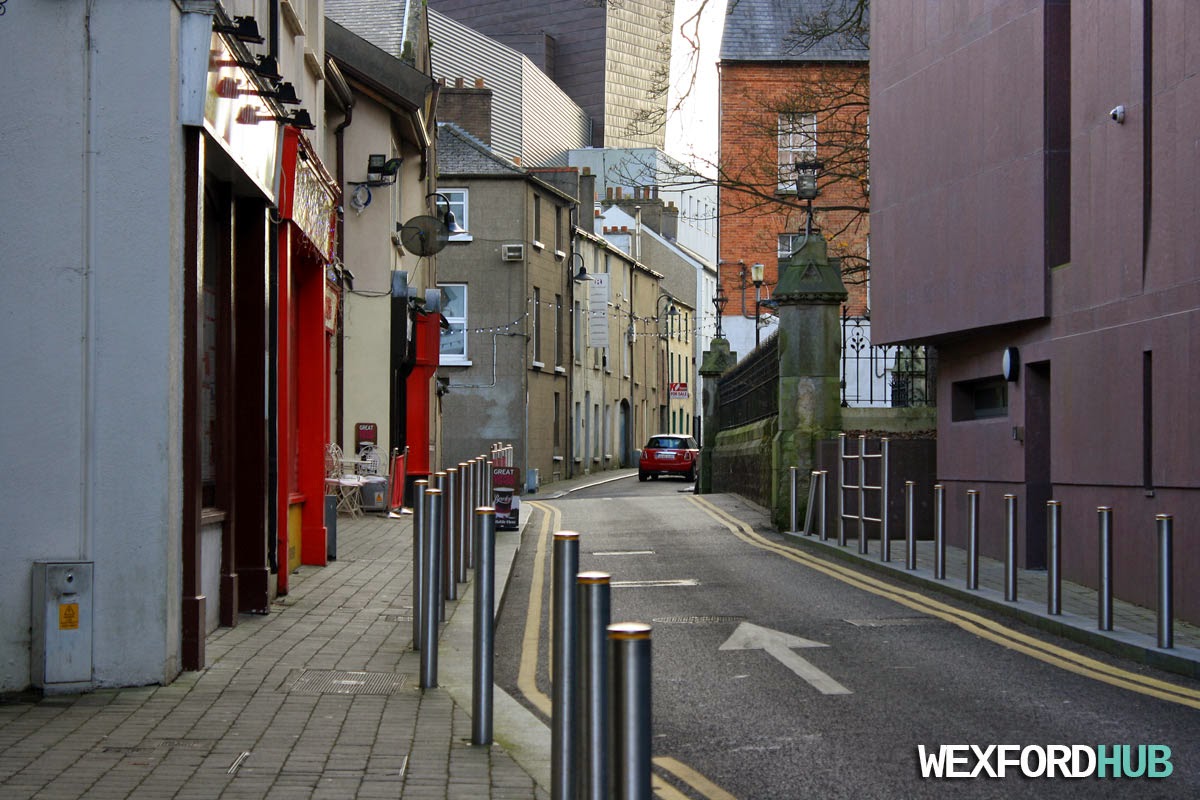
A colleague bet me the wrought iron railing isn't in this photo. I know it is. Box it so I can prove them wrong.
[718,333,779,428]
[840,313,936,408]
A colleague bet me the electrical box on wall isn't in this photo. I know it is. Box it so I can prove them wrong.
[31,561,94,693]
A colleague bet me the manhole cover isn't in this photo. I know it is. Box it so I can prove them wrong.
[286,669,410,695]
[844,617,939,628]
[652,615,746,625]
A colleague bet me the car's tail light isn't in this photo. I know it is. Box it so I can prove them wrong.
[684,451,694,461]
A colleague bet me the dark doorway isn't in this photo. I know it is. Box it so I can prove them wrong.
[1023,361,1052,568]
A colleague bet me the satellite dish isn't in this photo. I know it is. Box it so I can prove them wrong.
[398,215,450,256]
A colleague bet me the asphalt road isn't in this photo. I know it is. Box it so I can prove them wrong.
[494,475,1200,799]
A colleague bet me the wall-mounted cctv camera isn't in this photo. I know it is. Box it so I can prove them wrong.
[1110,105,1126,124]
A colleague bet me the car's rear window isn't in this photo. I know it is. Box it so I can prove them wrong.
[648,437,690,449]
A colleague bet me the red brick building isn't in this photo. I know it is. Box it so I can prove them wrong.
[718,0,869,355]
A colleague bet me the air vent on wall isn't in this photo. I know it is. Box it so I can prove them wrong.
[502,243,525,262]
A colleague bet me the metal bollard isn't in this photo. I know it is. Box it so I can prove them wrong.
[551,532,581,800]
[1046,501,1062,615]
[609,622,652,800]
[420,488,443,688]
[467,459,480,569]
[1004,494,1018,602]
[966,490,980,590]
[444,468,459,602]
[412,480,429,651]
[472,506,497,745]
[904,481,916,570]
[1098,507,1113,631]
[858,435,868,556]
[818,470,828,541]
[837,435,847,547]
[933,484,946,579]
[577,572,612,800]
[457,463,470,583]
[486,458,494,506]
[1157,514,1174,649]
[788,466,799,534]
[433,472,448,620]
[880,437,890,560]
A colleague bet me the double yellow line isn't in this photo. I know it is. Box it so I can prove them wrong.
[522,501,738,799]
[689,494,1200,710]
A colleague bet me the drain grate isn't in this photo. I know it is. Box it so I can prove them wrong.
[653,615,746,625]
[286,669,410,695]
[844,617,940,628]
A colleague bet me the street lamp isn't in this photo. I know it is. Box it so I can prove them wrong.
[568,252,591,282]
[656,293,679,333]
[795,157,822,237]
[713,286,729,339]
[427,192,468,236]
[751,262,765,348]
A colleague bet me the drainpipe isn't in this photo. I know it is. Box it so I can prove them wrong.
[330,66,354,450]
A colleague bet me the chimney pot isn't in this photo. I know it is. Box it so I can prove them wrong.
[475,77,485,88]
[455,77,465,88]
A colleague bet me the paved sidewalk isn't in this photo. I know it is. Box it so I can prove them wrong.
[0,511,548,800]
[710,492,1200,677]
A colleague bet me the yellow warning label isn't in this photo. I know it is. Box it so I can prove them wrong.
[59,603,80,630]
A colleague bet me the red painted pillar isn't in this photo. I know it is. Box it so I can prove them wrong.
[405,311,440,481]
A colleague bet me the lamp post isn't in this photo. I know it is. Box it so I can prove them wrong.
[751,262,765,348]
[569,252,591,283]
[795,157,822,238]
[656,294,680,433]
[713,286,729,339]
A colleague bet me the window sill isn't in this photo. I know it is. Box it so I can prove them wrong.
[441,359,472,367]
[554,250,567,260]
[201,508,227,526]
[449,234,474,243]
[552,456,564,462]
[531,240,546,251]
[554,366,566,375]
[532,360,546,370]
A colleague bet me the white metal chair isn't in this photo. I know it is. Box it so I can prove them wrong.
[325,443,365,517]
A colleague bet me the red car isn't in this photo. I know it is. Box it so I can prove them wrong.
[638,434,699,482]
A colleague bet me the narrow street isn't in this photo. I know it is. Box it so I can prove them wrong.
[495,476,1200,799]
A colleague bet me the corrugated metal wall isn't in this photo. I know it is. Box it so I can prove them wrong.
[429,9,591,168]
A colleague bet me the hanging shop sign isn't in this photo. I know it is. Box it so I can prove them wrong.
[277,126,339,261]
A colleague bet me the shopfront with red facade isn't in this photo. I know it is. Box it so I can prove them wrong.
[275,127,340,594]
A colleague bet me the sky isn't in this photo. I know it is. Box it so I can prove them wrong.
[665,0,725,175]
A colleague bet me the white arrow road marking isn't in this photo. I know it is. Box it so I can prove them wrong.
[719,621,852,695]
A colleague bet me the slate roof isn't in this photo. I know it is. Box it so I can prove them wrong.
[720,0,868,62]
[437,123,525,177]
[326,0,408,57]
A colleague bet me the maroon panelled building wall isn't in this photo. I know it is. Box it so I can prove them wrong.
[872,1,1200,623]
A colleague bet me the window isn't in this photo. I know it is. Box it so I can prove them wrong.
[532,287,543,365]
[439,284,468,363]
[778,112,817,191]
[778,233,800,259]
[553,392,561,453]
[555,293,564,368]
[533,195,543,248]
[573,300,583,363]
[438,189,471,241]
[952,377,1008,421]
[555,206,564,253]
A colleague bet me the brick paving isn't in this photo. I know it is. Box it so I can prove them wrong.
[0,512,548,800]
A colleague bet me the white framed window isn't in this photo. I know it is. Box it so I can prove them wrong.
[439,188,471,241]
[439,283,468,363]
[778,112,817,192]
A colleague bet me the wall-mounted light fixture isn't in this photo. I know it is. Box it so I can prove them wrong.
[428,192,468,236]
[213,15,265,45]
[215,77,301,105]
[235,105,314,129]
[1002,346,1020,382]
[365,154,404,186]
[656,293,680,328]
[568,252,591,282]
